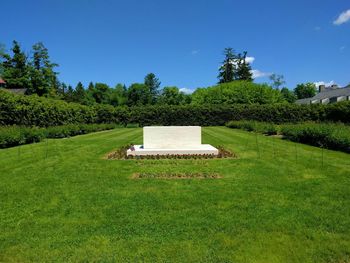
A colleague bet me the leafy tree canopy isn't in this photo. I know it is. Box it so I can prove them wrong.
[294,83,316,99]
[192,81,285,105]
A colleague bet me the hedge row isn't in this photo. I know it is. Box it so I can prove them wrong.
[1,89,350,127]
[226,120,350,153]
[281,123,350,153]
[226,120,278,135]
[0,123,119,148]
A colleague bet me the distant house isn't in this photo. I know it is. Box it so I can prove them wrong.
[4,88,27,95]
[0,78,5,88]
[0,78,28,94]
[296,84,350,105]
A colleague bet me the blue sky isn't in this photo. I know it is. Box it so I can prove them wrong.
[2,0,350,92]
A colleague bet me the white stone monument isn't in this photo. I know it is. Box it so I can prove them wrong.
[127,126,218,156]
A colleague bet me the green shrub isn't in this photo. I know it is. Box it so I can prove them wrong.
[226,120,278,135]
[227,120,350,153]
[0,124,120,148]
[280,123,350,153]
[0,126,45,148]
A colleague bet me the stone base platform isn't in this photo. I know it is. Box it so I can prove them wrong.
[127,144,219,156]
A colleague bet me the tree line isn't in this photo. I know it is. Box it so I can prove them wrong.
[0,40,318,107]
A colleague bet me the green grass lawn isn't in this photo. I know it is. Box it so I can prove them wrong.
[1,127,350,262]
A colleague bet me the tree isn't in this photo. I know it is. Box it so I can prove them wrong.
[235,51,253,81]
[294,83,316,99]
[27,42,58,96]
[57,82,67,97]
[109,83,127,106]
[89,83,110,104]
[144,73,161,104]
[1,41,31,90]
[127,83,152,106]
[218,48,253,83]
[280,87,296,103]
[64,85,75,102]
[218,48,236,83]
[158,86,189,105]
[72,82,88,104]
[269,74,285,90]
[192,81,285,105]
[0,44,6,77]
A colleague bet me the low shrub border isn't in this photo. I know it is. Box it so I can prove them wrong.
[131,172,222,179]
[280,123,350,153]
[0,123,121,148]
[226,121,350,154]
[226,120,278,135]
[106,145,236,160]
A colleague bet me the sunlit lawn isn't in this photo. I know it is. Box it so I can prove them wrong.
[1,127,349,262]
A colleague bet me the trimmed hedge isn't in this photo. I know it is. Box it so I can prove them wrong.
[1,89,350,127]
[0,123,119,148]
[226,121,350,153]
[281,123,350,153]
[226,120,278,135]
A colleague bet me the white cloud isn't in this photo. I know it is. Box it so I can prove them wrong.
[191,50,199,55]
[314,26,321,31]
[251,69,271,79]
[314,80,336,87]
[333,9,350,25]
[340,46,346,51]
[179,87,193,94]
[245,56,255,64]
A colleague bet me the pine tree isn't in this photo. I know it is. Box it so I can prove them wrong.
[235,51,253,81]
[1,41,31,89]
[57,82,67,97]
[64,85,74,102]
[218,48,236,83]
[144,73,161,104]
[73,82,87,104]
[28,42,58,96]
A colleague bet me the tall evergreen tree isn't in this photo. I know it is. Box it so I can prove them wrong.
[235,51,253,81]
[144,73,161,104]
[64,85,75,102]
[0,44,6,77]
[73,82,87,104]
[28,42,58,96]
[57,82,67,97]
[1,41,31,89]
[218,48,235,83]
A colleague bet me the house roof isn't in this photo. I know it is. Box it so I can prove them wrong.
[0,78,5,84]
[312,85,350,100]
[296,84,350,104]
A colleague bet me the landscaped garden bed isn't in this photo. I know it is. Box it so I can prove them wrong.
[105,145,236,160]
[131,172,221,179]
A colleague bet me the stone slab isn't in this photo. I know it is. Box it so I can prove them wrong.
[127,144,219,156]
[143,126,201,149]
